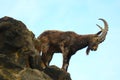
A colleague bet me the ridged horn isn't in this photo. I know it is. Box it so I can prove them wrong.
[96,18,108,43]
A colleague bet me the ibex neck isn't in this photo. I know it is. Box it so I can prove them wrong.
[76,35,90,50]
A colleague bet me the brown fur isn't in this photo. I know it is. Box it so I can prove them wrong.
[37,30,101,71]
[37,19,108,71]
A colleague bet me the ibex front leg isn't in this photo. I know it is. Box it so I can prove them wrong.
[60,45,71,71]
[62,53,72,71]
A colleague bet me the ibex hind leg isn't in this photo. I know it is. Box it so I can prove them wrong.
[41,53,48,69]
[45,53,54,66]
[41,52,54,67]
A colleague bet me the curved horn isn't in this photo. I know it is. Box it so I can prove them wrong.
[96,18,108,43]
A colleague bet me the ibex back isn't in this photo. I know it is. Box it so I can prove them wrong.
[36,18,108,71]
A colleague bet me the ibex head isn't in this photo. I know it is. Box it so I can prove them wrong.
[86,18,108,55]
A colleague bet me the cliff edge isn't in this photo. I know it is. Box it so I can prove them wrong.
[0,16,71,80]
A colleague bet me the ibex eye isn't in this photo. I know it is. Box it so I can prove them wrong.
[96,38,99,41]
[95,38,99,41]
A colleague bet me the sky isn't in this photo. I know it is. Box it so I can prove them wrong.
[0,0,120,80]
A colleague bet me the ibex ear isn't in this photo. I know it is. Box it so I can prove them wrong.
[96,31,102,35]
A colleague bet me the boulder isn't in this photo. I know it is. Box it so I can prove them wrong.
[0,16,72,80]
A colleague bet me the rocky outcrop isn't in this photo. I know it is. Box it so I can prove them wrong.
[0,16,72,80]
[44,65,71,80]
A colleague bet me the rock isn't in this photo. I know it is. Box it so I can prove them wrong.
[44,65,72,80]
[18,68,52,80]
[0,16,36,68]
[0,16,72,80]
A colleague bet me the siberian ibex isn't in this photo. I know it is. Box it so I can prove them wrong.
[36,18,108,71]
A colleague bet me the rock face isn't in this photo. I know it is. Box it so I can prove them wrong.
[0,16,72,80]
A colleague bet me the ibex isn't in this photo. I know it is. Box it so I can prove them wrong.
[36,18,108,71]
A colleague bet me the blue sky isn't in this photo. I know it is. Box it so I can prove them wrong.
[0,0,120,80]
